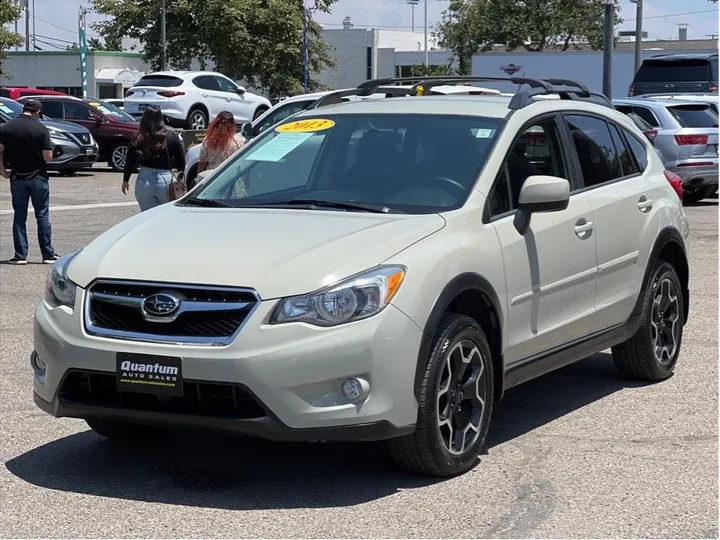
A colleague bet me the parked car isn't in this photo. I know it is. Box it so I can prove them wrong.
[638,93,719,115]
[104,98,125,110]
[0,87,67,100]
[123,71,272,130]
[18,95,140,172]
[629,53,718,97]
[33,76,690,478]
[614,97,718,202]
[183,89,368,188]
[0,97,97,175]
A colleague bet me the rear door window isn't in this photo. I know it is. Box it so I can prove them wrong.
[134,75,183,87]
[565,115,623,188]
[40,100,63,119]
[668,105,719,128]
[635,59,712,82]
[192,76,221,91]
[608,124,640,178]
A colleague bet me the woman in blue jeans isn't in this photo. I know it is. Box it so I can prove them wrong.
[122,107,186,211]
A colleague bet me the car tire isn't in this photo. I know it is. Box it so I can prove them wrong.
[388,313,494,477]
[58,169,79,176]
[611,261,684,382]
[253,106,269,121]
[187,107,208,130]
[109,142,130,172]
[86,418,164,441]
[683,185,714,204]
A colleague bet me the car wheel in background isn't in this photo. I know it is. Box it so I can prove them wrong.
[187,107,208,130]
[612,261,684,382]
[109,142,130,172]
[389,313,494,477]
[683,185,716,204]
[253,106,269,120]
[58,169,79,176]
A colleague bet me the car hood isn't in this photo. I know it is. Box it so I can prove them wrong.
[40,118,90,134]
[68,205,446,299]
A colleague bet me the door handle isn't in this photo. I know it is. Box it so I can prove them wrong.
[201,93,208,98]
[638,196,653,213]
[574,219,594,239]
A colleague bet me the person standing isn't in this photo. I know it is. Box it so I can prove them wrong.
[122,107,186,212]
[0,99,58,265]
[195,111,245,189]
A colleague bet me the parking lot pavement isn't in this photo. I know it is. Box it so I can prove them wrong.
[0,171,717,538]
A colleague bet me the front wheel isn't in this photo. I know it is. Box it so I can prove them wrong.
[389,313,494,477]
[612,261,684,381]
[109,143,130,171]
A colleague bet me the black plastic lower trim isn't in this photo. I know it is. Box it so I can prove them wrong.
[34,391,414,443]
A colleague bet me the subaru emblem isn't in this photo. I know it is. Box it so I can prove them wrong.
[143,293,181,317]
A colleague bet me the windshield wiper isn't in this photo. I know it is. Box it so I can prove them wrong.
[181,197,233,208]
[279,198,395,214]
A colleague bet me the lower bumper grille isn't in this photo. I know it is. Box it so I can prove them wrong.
[59,370,267,419]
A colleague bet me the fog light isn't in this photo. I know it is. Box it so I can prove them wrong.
[341,377,369,403]
[31,351,46,384]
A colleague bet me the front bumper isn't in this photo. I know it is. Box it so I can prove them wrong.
[32,293,422,441]
[49,141,98,171]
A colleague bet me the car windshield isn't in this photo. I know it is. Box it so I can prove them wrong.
[668,104,719,128]
[191,113,506,214]
[0,98,22,118]
[87,100,136,122]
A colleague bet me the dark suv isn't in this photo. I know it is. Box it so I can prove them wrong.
[18,95,139,171]
[629,53,718,97]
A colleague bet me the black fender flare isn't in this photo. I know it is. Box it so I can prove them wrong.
[413,272,504,401]
[634,225,689,324]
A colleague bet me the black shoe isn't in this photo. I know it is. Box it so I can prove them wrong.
[7,257,27,265]
[42,254,60,264]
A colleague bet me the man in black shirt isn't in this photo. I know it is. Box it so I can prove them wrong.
[0,99,58,265]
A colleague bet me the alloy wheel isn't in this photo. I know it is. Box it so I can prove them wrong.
[112,145,128,169]
[190,112,207,130]
[651,278,681,365]
[437,339,487,456]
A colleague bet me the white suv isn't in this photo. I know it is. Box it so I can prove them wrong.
[32,77,691,477]
[124,71,272,129]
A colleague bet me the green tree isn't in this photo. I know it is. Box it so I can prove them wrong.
[87,36,122,50]
[437,0,622,74]
[91,0,337,98]
[0,0,23,77]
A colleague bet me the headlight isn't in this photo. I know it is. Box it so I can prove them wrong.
[44,250,82,309]
[270,266,406,327]
[48,128,70,141]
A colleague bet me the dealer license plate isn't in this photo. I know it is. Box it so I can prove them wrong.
[85,148,95,155]
[116,352,183,396]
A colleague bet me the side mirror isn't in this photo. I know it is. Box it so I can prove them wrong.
[236,86,246,95]
[513,175,570,235]
[240,122,253,139]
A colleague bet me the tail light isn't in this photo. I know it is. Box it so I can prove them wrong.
[674,134,708,145]
[664,170,683,200]
[628,83,635,97]
[709,82,718,93]
[158,91,185,98]
[644,128,658,144]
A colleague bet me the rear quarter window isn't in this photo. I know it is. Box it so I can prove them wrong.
[134,75,183,87]
[635,59,712,82]
[668,105,719,128]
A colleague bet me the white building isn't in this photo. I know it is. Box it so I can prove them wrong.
[0,50,146,99]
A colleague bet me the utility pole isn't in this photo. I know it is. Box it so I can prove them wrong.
[602,0,614,99]
[630,0,643,74]
[31,0,36,50]
[423,0,428,67]
[23,0,29,51]
[160,0,167,70]
[303,3,310,93]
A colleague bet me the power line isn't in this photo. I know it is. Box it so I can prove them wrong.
[34,33,76,44]
[34,15,76,36]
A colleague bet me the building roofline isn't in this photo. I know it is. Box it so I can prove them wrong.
[6,50,144,58]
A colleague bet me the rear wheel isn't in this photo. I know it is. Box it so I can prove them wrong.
[612,261,684,381]
[109,143,130,171]
[389,314,494,477]
[86,418,165,441]
[187,107,208,130]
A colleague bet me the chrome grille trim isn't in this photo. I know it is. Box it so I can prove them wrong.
[83,279,261,347]
[67,132,93,146]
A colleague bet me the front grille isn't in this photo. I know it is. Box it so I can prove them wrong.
[68,132,92,146]
[85,280,259,345]
[59,370,266,419]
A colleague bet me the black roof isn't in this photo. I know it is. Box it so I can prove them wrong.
[647,53,718,61]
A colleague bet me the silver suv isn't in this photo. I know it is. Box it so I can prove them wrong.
[614,97,718,203]
[32,77,691,477]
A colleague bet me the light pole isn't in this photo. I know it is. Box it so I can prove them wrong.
[602,0,614,98]
[160,0,167,71]
[423,0,428,67]
[303,1,312,93]
[407,0,419,32]
[630,0,643,73]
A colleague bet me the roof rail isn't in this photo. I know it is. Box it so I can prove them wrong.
[355,75,613,109]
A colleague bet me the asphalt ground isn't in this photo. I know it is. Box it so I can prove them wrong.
[0,167,717,538]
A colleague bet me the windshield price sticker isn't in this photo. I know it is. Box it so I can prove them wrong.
[276,119,335,133]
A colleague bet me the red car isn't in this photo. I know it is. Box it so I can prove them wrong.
[18,95,140,172]
[0,87,67,100]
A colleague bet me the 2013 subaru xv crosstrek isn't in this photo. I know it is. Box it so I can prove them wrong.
[32,77,691,477]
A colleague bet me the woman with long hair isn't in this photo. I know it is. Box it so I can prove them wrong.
[122,107,186,211]
[196,111,245,190]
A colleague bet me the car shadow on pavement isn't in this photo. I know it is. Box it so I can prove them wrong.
[5,353,651,510]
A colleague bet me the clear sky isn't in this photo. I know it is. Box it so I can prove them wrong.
[16,0,720,52]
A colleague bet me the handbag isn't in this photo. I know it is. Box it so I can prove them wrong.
[164,136,187,201]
